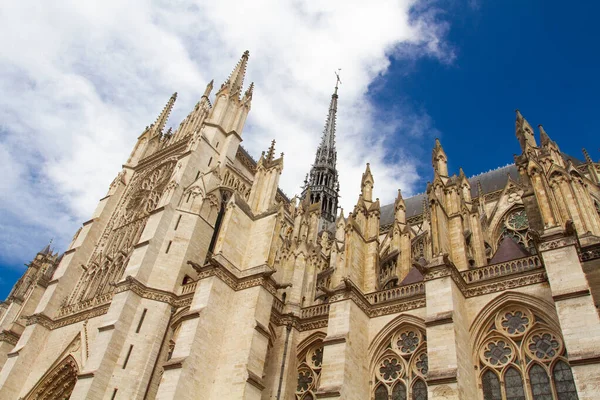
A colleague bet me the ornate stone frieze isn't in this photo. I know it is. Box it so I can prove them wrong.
[538,235,577,251]
[188,257,279,297]
[0,330,20,346]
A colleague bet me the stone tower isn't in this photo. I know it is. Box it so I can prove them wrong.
[301,81,341,229]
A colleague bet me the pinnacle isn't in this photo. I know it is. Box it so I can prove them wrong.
[583,148,593,163]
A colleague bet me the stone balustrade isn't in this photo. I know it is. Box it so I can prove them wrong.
[365,282,425,305]
[461,255,542,283]
[180,281,197,295]
[300,303,330,319]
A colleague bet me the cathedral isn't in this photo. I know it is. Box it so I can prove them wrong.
[1,51,600,400]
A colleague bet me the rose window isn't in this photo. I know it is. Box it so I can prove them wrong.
[379,358,402,381]
[528,333,560,360]
[394,330,421,354]
[501,310,530,335]
[483,340,512,366]
[506,209,529,230]
[297,369,314,392]
[497,208,535,254]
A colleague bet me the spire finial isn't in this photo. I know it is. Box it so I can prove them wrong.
[334,69,342,95]
[153,92,177,135]
[583,148,593,164]
[202,80,214,98]
[266,139,276,163]
[221,50,250,98]
[538,124,552,146]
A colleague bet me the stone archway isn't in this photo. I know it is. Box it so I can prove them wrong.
[24,355,79,400]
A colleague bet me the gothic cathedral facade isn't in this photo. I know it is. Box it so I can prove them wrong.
[1,51,600,400]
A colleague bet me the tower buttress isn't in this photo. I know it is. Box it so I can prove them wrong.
[301,79,341,228]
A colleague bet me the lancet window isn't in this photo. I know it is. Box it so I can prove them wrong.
[65,160,176,311]
[296,342,324,399]
[477,305,578,400]
[497,208,535,254]
[372,325,428,400]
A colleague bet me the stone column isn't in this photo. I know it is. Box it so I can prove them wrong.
[538,231,600,400]
[422,256,477,400]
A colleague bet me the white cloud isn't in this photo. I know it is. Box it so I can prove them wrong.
[0,0,451,265]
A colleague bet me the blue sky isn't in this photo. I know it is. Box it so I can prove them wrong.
[371,0,599,191]
[0,0,598,299]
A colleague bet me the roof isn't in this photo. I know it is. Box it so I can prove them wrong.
[379,163,521,227]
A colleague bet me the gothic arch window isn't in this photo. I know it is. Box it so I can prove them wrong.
[25,355,79,400]
[476,305,578,400]
[296,341,324,399]
[595,200,600,218]
[496,208,536,254]
[372,325,428,400]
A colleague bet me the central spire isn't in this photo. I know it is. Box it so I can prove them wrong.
[302,74,341,227]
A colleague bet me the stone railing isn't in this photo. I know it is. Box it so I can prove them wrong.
[272,297,284,314]
[300,303,330,319]
[180,281,197,295]
[461,255,542,284]
[365,282,425,305]
[58,292,113,317]
[580,245,600,262]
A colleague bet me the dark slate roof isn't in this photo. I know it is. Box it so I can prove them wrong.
[379,164,520,228]
[489,236,531,264]
[467,164,519,198]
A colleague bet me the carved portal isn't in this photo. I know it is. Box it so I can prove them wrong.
[24,355,79,400]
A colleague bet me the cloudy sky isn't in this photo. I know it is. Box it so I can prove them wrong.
[1,1,599,297]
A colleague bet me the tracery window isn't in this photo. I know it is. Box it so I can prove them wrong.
[497,208,536,254]
[64,160,176,312]
[372,325,428,400]
[296,342,324,399]
[477,305,578,400]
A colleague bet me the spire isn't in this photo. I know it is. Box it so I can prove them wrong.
[266,139,276,163]
[301,73,342,225]
[583,148,593,164]
[221,50,250,98]
[243,82,254,101]
[202,80,214,99]
[153,92,177,135]
[315,80,339,166]
[39,239,53,255]
[361,163,374,202]
[538,124,552,146]
[432,138,448,176]
[515,109,537,151]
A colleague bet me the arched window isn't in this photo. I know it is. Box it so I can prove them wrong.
[296,342,324,399]
[496,208,536,254]
[477,305,578,400]
[371,325,428,400]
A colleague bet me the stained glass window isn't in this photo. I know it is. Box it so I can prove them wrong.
[372,325,427,400]
[553,361,579,400]
[497,208,535,254]
[504,367,525,400]
[375,384,388,400]
[529,364,553,400]
[392,382,407,400]
[479,306,579,400]
[482,370,502,400]
[412,379,428,400]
